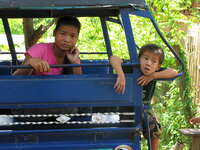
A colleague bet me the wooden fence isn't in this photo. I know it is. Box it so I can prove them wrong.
[185,24,200,106]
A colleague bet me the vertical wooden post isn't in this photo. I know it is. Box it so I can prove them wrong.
[23,18,34,50]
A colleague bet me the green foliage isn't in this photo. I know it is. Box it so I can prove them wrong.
[0,44,9,51]
[154,81,193,149]
[77,17,130,60]
[78,17,106,59]
[0,19,23,34]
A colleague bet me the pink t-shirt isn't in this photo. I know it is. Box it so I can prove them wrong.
[26,43,80,75]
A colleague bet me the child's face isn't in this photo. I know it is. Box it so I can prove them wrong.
[54,25,79,51]
[139,51,160,75]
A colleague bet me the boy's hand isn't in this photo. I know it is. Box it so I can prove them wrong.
[137,75,154,86]
[114,74,126,94]
[66,46,80,64]
[28,58,50,73]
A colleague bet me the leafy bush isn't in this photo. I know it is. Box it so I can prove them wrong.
[0,19,23,34]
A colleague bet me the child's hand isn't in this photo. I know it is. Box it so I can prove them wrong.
[28,58,50,73]
[114,74,126,94]
[190,117,200,125]
[137,75,154,86]
[66,46,80,64]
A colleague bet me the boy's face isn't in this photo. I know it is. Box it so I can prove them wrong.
[54,25,79,51]
[139,51,160,75]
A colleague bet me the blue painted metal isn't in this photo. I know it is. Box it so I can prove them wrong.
[120,8,139,63]
[0,74,141,108]
[0,62,139,69]
[100,17,112,58]
[0,127,140,149]
[0,0,146,9]
[100,17,113,74]
[0,0,147,18]
[0,58,142,150]
[2,18,17,65]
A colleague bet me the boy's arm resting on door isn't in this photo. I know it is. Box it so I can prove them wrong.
[13,55,50,75]
[13,55,34,75]
[137,68,178,86]
[109,56,126,94]
[151,68,178,79]
[109,56,124,76]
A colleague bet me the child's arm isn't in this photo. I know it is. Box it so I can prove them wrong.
[13,59,33,75]
[72,60,82,74]
[13,55,50,75]
[137,68,178,86]
[109,56,126,94]
[151,68,178,79]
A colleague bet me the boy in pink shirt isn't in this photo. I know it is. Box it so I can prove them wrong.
[14,16,81,76]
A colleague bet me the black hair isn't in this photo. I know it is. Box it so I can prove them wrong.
[54,16,81,34]
[139,44,164,64]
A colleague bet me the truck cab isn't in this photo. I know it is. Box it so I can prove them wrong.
[0,0,182,150]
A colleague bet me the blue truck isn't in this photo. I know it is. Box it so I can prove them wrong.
[0,0,183,150]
